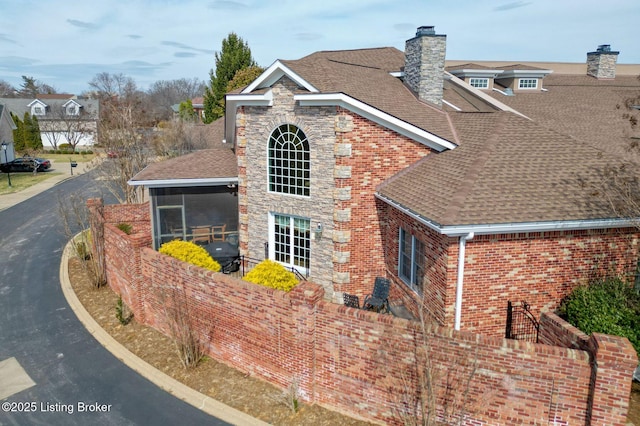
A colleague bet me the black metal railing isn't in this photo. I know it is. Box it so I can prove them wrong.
[505,300,539,343]
[224,255,308,281]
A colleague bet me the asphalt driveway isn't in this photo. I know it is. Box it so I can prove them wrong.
[0,171,229,425]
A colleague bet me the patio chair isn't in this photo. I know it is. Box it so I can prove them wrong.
[363,277,391,313]
[343,293,360,309]
[211,224,227,241]
[191,226,211,244]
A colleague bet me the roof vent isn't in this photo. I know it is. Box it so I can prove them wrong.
[416,26,436,37]
[597,44,611,53]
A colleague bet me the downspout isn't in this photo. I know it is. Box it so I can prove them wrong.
[454,232,474,331]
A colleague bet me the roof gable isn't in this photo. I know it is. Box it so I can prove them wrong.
[234,47,459,151]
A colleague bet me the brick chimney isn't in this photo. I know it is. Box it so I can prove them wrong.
[404,26,446,107]
[586,44,619,79]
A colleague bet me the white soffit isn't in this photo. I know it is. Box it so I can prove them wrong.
[242,60,318,94]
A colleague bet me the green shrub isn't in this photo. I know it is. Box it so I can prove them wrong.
[159,240,221,272]
[116,222,133,235]
[559,276,640,358]
[116,296,133,325]
[59,143,71,150]
[243,259,298,292]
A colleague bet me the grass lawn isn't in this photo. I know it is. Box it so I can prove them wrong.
[0,171,63,195]
[45,152,97,163]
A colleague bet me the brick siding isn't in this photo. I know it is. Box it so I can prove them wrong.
[92,205,637,425]
[381,203,640,336]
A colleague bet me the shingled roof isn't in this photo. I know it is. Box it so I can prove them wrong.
[488,73,640,159]
[129,148,237,186]
[377,111,624,228]
[280,47,458,144]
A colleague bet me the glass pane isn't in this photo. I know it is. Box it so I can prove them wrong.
[268,124,310,196]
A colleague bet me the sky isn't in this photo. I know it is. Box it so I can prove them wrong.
[0,0,638,95]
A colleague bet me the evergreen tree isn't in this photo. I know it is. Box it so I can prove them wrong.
[27,114,43,150]
[178,99,196,122]
[202,33,257,123]
[11,112,25,152]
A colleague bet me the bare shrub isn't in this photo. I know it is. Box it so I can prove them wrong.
[271,377,301,413]
[157,286,207,369]
[58,193,106,288]
[388,304,490,426]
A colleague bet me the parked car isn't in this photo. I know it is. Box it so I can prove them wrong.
[0,156,51,173]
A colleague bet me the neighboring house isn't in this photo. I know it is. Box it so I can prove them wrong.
[222,26,640,336]
[0,104,17,163]
[0,94,99,150]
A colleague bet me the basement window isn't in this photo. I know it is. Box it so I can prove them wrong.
[518,78,538,89]
[469,78,489,89]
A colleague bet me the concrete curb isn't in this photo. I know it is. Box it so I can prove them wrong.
[59,238,270,426]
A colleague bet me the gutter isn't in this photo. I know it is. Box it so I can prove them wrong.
[374,193,636,236]
[128,177,238,188]
[454,232,474,331]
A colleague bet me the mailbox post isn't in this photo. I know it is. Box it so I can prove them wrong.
[70,159,78,175]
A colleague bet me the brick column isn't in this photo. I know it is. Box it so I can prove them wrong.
[287,281,324,403]
[588,332,638,425]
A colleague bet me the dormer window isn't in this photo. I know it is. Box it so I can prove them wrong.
[66,105,78,115]
[33,106,45,116]
[518,78,538,89]
[469,78,489,89]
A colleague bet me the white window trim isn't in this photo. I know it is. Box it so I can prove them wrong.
[32,106,45,116]
[469,78,489,89]
[518,78,538,89]
[268,213,311,275]
[398,228,424,294]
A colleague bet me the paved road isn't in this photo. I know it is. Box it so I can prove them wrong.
[0,171,228,425]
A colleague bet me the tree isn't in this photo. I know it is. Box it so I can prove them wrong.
[17,75,56,97]
[225,65,265,93]
[0,79,16,97]
[11,112,42,153]
[89,72,150,203]
[202,33,257,123]
[147,78,206,122]
[178,99,197,122]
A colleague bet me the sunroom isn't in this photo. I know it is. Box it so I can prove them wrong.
[128,148,239,268]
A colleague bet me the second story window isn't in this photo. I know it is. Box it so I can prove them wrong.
[518,78,538,89]
[33,106,44,116]
[469,78,489,89]
[66,105,78,115]
[268,124,310,196]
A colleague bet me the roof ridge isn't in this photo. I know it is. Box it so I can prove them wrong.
[326,58,383,70]
[440,112,510,224]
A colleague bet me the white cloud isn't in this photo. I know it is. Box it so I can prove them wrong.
[0,0,637,93]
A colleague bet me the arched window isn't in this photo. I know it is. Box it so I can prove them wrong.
[268,124,310,196]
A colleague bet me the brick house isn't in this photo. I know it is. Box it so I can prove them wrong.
[220,25,640,337]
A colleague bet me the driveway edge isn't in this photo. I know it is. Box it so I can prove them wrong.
[59,238,269,426]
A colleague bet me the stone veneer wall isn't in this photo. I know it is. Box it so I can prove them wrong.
[236,76,337,298]
[587,51,619,79]
[93,212,638,425]
[404,29,447,106]
[236,77,431,300]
